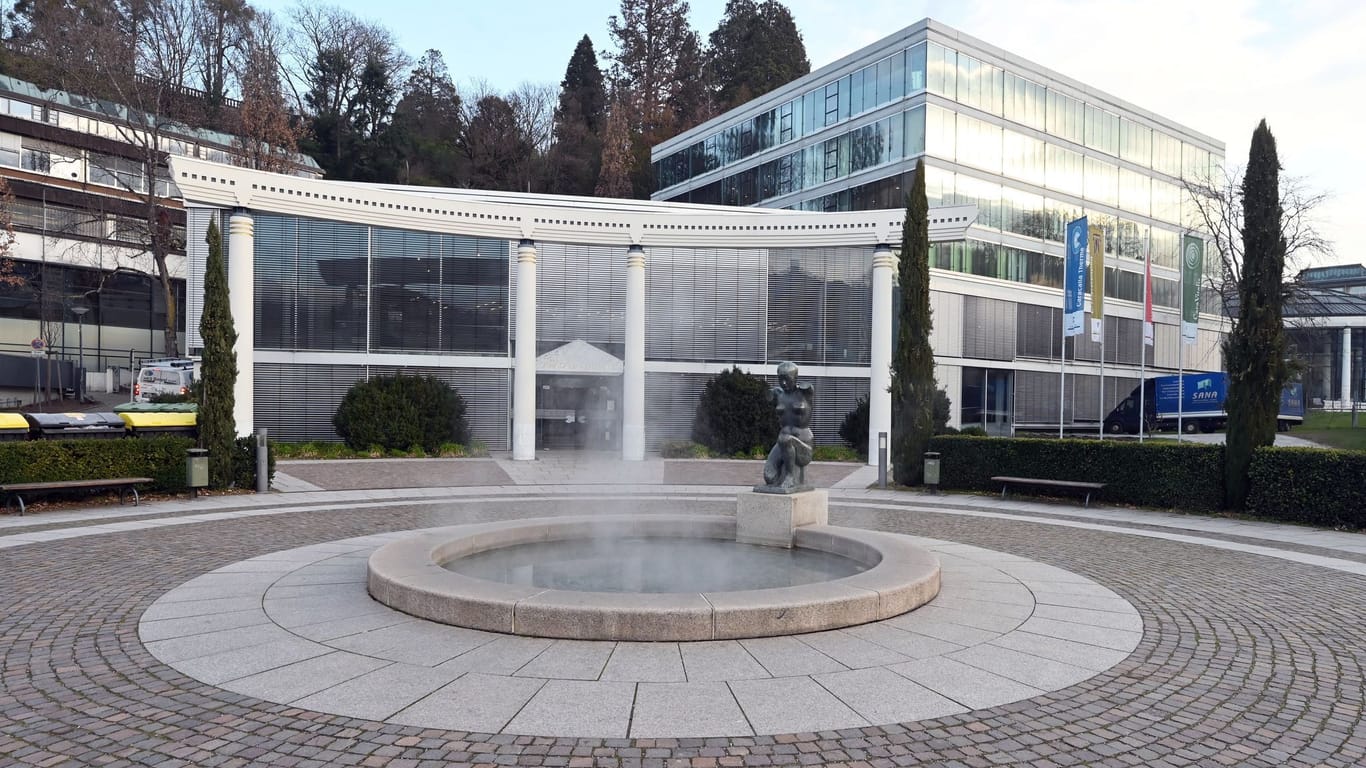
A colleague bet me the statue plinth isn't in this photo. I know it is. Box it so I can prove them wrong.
[736,488,828,548]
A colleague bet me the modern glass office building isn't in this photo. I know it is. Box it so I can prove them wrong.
[652,18,1229,433]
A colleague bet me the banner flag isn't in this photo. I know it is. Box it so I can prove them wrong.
[1064,217,1087,337]
[1143,246,1154,346]
[1181,234,1203,345]
[1089,225,1105,342]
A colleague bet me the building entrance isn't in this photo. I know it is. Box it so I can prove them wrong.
[535,374,621,450]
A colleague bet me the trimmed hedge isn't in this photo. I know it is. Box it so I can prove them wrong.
[1247,447,1366,528]
[926,435,1225,512]
[0,437,194,492]
[0,436,276,494]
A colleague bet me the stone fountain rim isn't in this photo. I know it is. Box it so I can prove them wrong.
[366,514,941,641]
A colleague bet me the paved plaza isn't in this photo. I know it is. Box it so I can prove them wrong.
[2,455,1365,766]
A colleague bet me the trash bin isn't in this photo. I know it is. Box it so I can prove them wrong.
[118,410,198,438]
[186,448,209,498]
[0,412,29,441]
[24,411,128,440]
[923,451,941,491]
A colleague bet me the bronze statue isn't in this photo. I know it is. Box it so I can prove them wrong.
[761,361,814,492]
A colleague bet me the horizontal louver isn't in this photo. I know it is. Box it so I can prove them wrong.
[647,246,766,362]
[962,296,1015,361]
[254,363,367,442]
[768,247,871,365]
[513,241,627,349]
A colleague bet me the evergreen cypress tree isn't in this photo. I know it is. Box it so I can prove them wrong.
[198,218,238,488]
[890,160,935,484]
[1224,120,1287,509]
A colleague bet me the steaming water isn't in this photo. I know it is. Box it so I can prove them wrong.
[443,537,868,593]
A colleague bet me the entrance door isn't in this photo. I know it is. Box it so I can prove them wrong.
[535,375,620,450]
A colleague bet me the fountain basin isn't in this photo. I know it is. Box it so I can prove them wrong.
[367,514,940,641]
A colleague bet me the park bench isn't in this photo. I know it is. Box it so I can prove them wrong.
[991,476,1106,507]
[1,477,153,516]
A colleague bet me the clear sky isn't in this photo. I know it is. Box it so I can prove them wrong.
[254,0,1363,270]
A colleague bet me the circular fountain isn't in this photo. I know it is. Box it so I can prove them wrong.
[369,365,940,642]
[367,513,940,641]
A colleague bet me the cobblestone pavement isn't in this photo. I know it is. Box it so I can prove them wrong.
[2,489,1366,766]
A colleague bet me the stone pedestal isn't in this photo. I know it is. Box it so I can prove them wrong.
[736,489,829,548]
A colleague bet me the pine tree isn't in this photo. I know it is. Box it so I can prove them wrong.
[707,0,809,112]
[890,160,935,484]
[198,218,238,488]
[1223,120,1288,509]
[548,35,606,195]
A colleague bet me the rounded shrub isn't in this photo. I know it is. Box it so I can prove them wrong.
[691,367,776,457]
[333,374,469,453]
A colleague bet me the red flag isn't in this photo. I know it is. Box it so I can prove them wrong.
[1142,247,1154,346]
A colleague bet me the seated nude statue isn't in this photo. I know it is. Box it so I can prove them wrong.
[762,361,814,491]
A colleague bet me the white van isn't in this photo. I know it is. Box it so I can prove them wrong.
[133,359,197,403]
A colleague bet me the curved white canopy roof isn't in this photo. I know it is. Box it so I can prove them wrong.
[171,156,976,249]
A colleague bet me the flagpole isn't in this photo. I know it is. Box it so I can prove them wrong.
[1177,231,1185,442]
[1098,227,1106,440]
[1139,245,1150,443]
[1059,307,1066,439]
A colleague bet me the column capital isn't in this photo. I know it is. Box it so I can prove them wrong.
[627,243,645,269]
[872,243,897,270]
[228,210,254,238]
[517,239,537,264]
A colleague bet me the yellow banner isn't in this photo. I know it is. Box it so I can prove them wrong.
[1089,225,1105,341]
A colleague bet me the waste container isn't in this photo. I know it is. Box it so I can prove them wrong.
[24,411,128,440]
[118,410,198,437]
[0,412,29,441]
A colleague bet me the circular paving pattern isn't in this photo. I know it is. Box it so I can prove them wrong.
[2,492,1365,766]
[140,522,1136,736]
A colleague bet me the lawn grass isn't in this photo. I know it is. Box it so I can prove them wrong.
[1294,410,1366,451]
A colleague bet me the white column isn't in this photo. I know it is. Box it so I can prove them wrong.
[868,243,896,466]
[512,240,538,460]
[623,244,646,461]
[1343,327,1353,405]
[227,210,254,438]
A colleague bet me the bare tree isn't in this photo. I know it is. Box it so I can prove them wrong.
[507,82,557,156]
[232,10,303,173]
[192,0,255,119]
[11,0,193,357]
[1184,166,1334,317]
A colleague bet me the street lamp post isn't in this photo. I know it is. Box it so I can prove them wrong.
[70,304,89,402]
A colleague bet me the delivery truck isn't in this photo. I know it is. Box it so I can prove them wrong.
[1103,372,1305,435]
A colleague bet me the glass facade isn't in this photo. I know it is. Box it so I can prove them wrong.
[253,213,509,354]
[655,31,1222,312]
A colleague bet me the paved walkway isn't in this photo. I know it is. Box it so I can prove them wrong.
[1,455,1364,766]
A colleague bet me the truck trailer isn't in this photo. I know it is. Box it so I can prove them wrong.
[1103,372,1306,435]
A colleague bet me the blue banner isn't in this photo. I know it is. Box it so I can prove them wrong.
[1064,216,1088,337]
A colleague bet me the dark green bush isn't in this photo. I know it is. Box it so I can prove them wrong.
[692,367,776,456]
[842,388,952,458]
[333,374,469,452]
[659,439,710,458]
[0,437,193,491]
[231,436,277,489]
[839,395,869,456]
[926,435,1225,511]
[1246,447,1366,528]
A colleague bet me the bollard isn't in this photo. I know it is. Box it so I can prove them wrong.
[256,428,269,493]
[877,431,888,488]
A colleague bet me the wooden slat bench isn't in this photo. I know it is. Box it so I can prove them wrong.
[991,476,1106,507]
[1,477,153,516]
